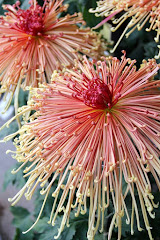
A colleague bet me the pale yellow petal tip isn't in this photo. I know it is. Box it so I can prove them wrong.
[11,169,17,174]
[6,150,11,154]
[100,23,112,42]
[51,70,59,82]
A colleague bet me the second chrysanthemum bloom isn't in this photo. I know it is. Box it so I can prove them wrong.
[90,0,160,53]
[0,0,104,109]
[4,52,160,240]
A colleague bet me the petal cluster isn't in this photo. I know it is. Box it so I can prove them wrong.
[0,0,104,110]
[3,53,160,240]
[90,0,160,53]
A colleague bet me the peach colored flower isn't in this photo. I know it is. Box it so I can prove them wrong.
[0,0,104,110]
[90,0,160,53]
[3,53,160,240]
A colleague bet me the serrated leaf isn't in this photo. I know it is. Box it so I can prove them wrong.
[37,216,61,240]
[36,212,90,240]
[11,206,35,240]
[68,211,88,240]
[38,226,57,240]
[61,224,76,240]
[34,217,50,234]
[39,224,76,240]
[35,214,76,240]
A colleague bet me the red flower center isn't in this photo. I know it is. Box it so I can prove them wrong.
[82,78,112,109]
[16,5,44,36]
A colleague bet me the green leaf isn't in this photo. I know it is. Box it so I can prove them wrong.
[18,88,29,108]
[61,224,76,240]
[144,41,158,59]
[11,206,34,240]
[10,206,30,220]
[13,228,21,240]
[0,120,18,140]
[34,217,50,234]
[95,232,107,240]
[70,212,88,240]
[33,184,58,218]
[3,162,26,190]
[35,214,76,240]
[35,211,89,240]
[63,0,102,28]
[38,227,58,240]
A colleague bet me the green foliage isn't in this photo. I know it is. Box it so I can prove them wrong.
[10,206,34,240]
[3,162,26,190]
[35,214,77,240]
[117,22,159,67]
[8,169,160,240]
[11,201,89,240]
[18,88,29,108]
[64,0,102,27]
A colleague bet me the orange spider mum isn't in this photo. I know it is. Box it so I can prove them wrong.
[0,0,104,110]
[90,0,160,53]
[2,52,160,240]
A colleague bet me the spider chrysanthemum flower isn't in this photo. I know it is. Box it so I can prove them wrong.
[2,52,160,240]
[0,0,104,110]
[90,0,160,54]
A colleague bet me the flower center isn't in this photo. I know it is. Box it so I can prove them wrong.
[16,5,44,36]
[82,78,112,109]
